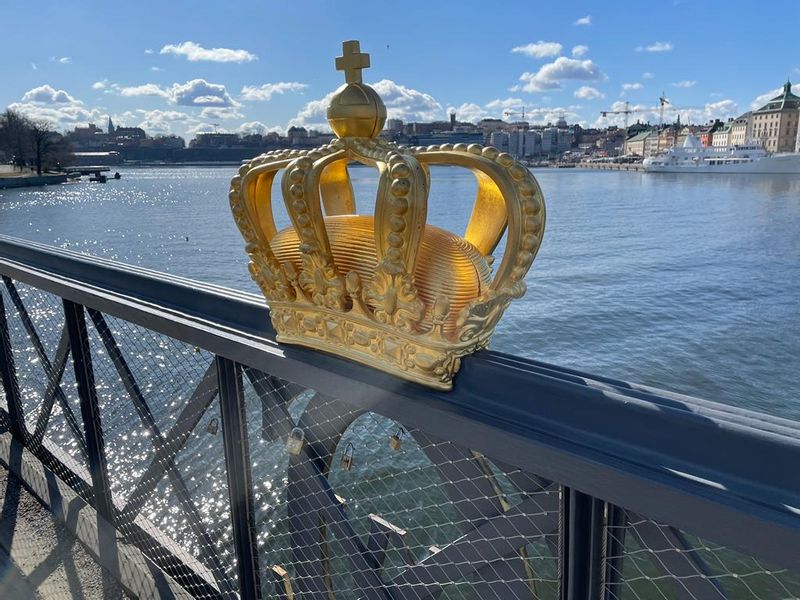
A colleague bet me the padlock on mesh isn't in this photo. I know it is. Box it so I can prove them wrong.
[286,427,305,455]
[340,442,355,471]
[389,427,405,451]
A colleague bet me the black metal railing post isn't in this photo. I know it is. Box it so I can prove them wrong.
[217,355,262,599]
[63,299,115,525]
[561,487,605,600]
[0,289,25,439]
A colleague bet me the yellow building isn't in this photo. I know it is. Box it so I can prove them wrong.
[750,80,800,153]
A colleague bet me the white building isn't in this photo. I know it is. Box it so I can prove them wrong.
[489,131,509,152]
[712,122,732,147]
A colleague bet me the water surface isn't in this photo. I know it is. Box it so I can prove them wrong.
[1,166,798,418]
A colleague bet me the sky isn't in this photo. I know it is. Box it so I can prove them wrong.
[2,0,799,139]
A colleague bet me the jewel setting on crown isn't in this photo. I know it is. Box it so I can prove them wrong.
[229,40,546,390]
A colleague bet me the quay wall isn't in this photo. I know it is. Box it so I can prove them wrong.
[0,174,68,189]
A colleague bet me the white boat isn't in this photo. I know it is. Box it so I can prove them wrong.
[643,135,800,174]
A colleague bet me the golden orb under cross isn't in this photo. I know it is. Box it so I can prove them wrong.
[327,40,386,138]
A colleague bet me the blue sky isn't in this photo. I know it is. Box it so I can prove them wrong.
[3,0,798,138]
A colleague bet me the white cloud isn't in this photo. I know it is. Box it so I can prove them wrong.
[574,15,591,26]
[571,45,589,57]
[200,106,244,120]
[8,101,103,130]
[135,109,193,134]
[672,80,696,88]
[240,82,308,101]
[574,86,604,100]
[118,83,170,98]
[150,66,165,72]
[622,82,643,92]
[92,80,109,90]
[636,42,673,53]
[171,79,238,106]
[480,98,584,125]
[446,103,487,123]
[21,84,79,104]
[107,79,239,107]
[50,56,72,64]
[511,41,563,59]
[642,72,654,79]
[374,79,442,121]
[291,79,441,130]
[160,41,257,63]
[517,57,604,92]
[31,63,37,71]
[485,97,526,113]
[238,121,285,135]
[144,49,154,55]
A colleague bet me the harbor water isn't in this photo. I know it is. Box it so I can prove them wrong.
[1,166,797,418]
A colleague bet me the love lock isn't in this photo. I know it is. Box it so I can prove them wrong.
[340,442,355,471]
[286,427,305,455]
[389,427,405,451]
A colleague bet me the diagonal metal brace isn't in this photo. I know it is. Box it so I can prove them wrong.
[87,309,234,595]
[3,277,87,461]
[121,360,218,519]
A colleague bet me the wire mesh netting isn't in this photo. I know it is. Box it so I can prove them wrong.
[606,513,800,600]
[0,273,798,600]
[0,281,90,492]
[84,313,238,598]
[242,369,561,600]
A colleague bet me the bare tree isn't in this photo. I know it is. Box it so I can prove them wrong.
[29,120,57,175]
[0,109,32,170]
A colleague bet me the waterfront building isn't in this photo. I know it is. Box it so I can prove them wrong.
[489,130,509,152]
[796,121,800,153]
[750,80,800,152]
[540,127,556,156]
[386,118,403,133]
[624,129,653,156]
[729,112,751,146]
[698,120,723,147]
[712,120,733,147]
[524,130,542,156]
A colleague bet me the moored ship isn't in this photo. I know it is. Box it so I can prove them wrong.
[643,134,800,173]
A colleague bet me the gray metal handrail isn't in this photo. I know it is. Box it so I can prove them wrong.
[0,234,798,598]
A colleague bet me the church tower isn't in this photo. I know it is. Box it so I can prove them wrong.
[107,117,115,136]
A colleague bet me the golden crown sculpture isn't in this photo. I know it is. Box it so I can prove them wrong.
[229,41,546,389]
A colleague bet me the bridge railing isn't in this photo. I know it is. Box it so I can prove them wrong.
[0,234,797,600]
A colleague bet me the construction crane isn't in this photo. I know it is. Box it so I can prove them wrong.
[599,102,649,132]
[503,107,527,120]
[599,102,650,154]
[658,92,670,127]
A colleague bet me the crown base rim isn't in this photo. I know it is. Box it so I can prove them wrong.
[270,305,493,391]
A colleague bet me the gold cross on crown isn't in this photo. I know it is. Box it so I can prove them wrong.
[335,40,370,84]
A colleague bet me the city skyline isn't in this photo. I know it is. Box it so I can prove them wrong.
[3,0,799,138]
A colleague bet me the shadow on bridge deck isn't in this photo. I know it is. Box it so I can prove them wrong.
[0,463,128,599]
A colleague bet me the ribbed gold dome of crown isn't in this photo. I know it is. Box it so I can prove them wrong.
[327,40,386,138]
